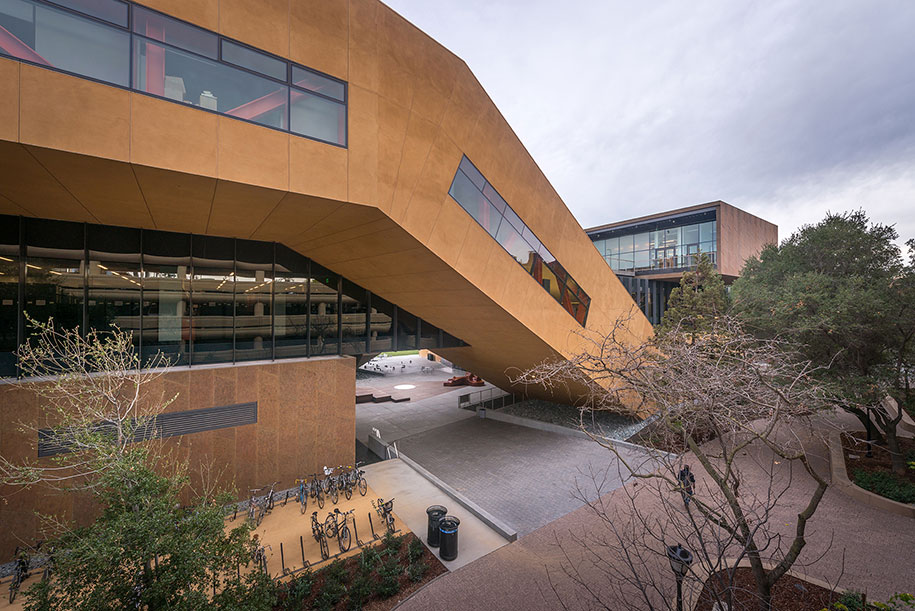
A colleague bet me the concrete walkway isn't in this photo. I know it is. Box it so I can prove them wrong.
[397,418,915,610]
[362,459,509,570]
[396,418,658,536]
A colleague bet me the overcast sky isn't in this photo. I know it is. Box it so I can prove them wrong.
[384,0,915,251]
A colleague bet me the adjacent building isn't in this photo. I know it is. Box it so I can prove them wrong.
[586,201,777,324]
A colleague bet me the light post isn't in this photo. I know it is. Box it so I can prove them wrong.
[666,543,693,611]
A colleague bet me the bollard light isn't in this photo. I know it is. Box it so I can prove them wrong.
[666,543,693,611]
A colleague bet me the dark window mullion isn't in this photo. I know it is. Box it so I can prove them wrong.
[305,258,311,358]
[364,291,371,354]
[336,276,342,356]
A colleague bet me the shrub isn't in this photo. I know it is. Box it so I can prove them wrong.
[382,530,403,557]
[407,559,428,583]
[278,571,314,610]
[346,573,373,611]
[407,537,424,563]
[852,470,915,503]
[377,557,402,598]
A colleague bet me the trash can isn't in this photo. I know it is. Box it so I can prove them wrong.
[426,505,448,547]
[438,516,460,561]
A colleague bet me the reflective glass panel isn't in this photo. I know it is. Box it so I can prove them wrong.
[420,320,439,350]
[0,0,129,86]
[290,88,345,145]
[634,232,650,251]
[142,230,190,366]
[221,40,286,81]
[47,0,127,26]
[341,279,368,354]
[274,247,309,360]
[0,219,19,377]
[396,309,417,351]
[235,239,272,362]
[682,223,699,245]
[292,66,345,101]
[133,38,287,130]
[132,6,217,58]
[87,224,140,348]
[449,170,502,237]
[309,264,339,355]
[24,257,83,334]
[700,221,716,243]
[369,295,395,354]
[495,221,535,266]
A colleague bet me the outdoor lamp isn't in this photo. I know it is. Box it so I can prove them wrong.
[666,543,693,611]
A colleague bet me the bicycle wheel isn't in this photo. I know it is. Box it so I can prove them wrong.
[324,514,337,538]
[319,536,329,560]
[256,505,265,527]
[9,579,18,604]
[385,514,395,532]
[330,486,338,505]
[300,494,307,515]
[267,493,275,511]
[317,489,325,509]
[344,485,353,500]
[338,525,351,553]
[358,478,367,496]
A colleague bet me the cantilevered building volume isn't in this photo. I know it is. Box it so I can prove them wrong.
[0,0,652,556]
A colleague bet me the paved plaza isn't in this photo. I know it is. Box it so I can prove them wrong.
[396,417,657,536]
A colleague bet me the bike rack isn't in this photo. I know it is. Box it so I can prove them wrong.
[280,542,286,575]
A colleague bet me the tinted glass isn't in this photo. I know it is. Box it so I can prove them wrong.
[396,309,417,351]
[47,0,127,26]
[235,239,272,362]
[134,38,288,130]
[0,0,129,86]
[87,223,141,350]
[221,40,286,81]
[340,279,368,354]
[682,224,699,245]
[495,221,534,266]
[292,66,345,101]
[700,221,716,243]
[369,295,394,353]
[290,89,345,145]
[24,257,83,334]
[0,218,19,377]
[132,6,217,58]
[192,240,235,366]
[142,230,190,366]
[274,246,309,359]
[450,170,502,238]
[309,264,339,355]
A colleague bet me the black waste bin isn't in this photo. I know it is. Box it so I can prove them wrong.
[426,505,448,547]
[438,515,460,561]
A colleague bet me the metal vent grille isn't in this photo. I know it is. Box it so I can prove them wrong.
[38,402,257,457]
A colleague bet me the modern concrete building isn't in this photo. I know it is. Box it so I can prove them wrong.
[586,201,777,324]
[0,0,653,556]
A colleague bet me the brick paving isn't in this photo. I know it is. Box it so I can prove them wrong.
[396,417,657,536]
[397,416,915,610]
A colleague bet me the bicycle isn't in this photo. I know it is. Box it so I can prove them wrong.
[308,473,326,509]
[264,480,279,512]
[323,508,354,553]
[322,466,339,505]
[372,497,395,533]
[246,487,266,527]
[310,511,330,560]
[9,546,31,604]
[250,534,272,576]
[353,462,368,497]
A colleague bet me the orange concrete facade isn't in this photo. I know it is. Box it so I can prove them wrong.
[0,0,652,396]
[0,356,356,559]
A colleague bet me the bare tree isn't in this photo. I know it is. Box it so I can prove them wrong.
[516,314,834,611]
[0,315,175,489]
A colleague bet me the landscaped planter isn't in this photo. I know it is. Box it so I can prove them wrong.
[828,430,915,518]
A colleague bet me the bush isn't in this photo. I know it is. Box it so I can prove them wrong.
[407,537,424,563]
[277,571,313,610]
[382,530,402,557]
[377,558,402,598]
[852,470,915,503]
[346,572,373,611]
[407,559,428,583]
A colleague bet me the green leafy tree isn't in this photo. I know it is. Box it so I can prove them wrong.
[0,318,272,610]
[658,251,728,340]
[731,211,914,474]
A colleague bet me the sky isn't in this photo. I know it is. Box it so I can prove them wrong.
[383,0,915,252]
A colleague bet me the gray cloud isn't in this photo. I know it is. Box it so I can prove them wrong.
[384,0,915,248]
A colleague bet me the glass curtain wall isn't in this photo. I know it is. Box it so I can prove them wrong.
[0,0,347,146]
[448,156,591,326]
[0,215,465,377]
[594,220,717,273]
